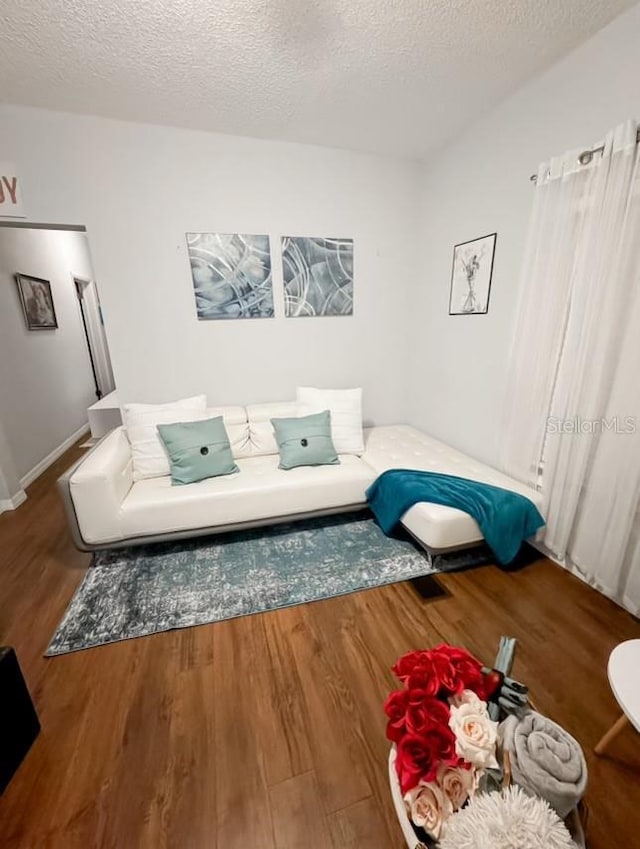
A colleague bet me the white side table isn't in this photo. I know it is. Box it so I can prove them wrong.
[87,390,122,439]
[594,639,640,755]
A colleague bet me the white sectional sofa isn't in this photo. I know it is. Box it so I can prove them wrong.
[59,401,543,555]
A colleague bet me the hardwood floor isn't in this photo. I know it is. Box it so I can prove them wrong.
[0,443,639,848]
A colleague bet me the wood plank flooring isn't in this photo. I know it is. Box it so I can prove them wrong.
[0,443,639,848]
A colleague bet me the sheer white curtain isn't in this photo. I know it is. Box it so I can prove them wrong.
[502,121,640,614]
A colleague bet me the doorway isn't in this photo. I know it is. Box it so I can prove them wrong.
[0,221,116,494]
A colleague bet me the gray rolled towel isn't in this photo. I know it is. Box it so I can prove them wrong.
[500,710,587,818]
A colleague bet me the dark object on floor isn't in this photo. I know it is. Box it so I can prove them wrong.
[500,542,545,571]
[410,574,451,601]
[428,543,494,572]
[0,647,40,794]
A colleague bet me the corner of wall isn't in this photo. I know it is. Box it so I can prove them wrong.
[0,488,27,515]
[0,418,23,506]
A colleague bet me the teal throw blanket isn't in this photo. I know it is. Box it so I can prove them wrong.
[366,469,545,564]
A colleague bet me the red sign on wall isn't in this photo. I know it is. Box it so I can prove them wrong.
[0,163,25,218]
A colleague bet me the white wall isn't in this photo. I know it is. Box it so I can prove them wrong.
[409,2,640,465]
[0,106,421,426]
[3,0,637,474]
[0,228,95,480]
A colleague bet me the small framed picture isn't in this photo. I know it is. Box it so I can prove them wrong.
[448,233,497,315]
[15,274,58,330]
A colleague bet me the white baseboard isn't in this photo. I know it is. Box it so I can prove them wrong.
[0,489,27,514]
[19,422,90,490]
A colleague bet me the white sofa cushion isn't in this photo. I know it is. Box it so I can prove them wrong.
[122,395,209,481]
[118,453,374,540]
[296,387,364,455]
[206,405,250,458]
[362,425,544,550]
[245,401,301,457]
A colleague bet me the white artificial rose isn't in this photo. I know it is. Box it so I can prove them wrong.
[404,781,453,840]
[448,689,499,769]
[450,688,484,710]
[437,764,478,811]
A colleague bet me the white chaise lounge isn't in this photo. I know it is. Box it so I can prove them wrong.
[58,402,543,554]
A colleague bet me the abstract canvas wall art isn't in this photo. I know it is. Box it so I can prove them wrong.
[448,233,497,315]
[15,274,58,330]
[186,233,274,320]
[281,236,353,318]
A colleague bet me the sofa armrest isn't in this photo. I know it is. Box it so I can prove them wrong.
[58,427,133,550]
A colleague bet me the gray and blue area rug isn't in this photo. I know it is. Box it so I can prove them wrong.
[46,512,489,655]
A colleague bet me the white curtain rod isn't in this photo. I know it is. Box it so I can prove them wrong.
[530,128,640,183]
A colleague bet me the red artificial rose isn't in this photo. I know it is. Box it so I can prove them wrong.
[396,646,486,699]
[429,651,459,695]
[483,668,504,699]
[405,696,450,736]
[395,726,458,793]
[460,662,488,699]
[392,650,432,682]
[422,725,458,770]
[395,733,435,792]
[383,689,410,743]
[405,663,441,698]
[431,644,487,699]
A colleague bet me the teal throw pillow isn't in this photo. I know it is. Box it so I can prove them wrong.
[157,416,238,485]
[271,410,340,470]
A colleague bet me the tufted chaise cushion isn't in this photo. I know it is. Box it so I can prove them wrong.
[362,425,544,550]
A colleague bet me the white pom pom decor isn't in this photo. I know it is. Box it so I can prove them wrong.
[438,786,576,849]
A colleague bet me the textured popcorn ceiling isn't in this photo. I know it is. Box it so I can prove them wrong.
[0,0,634,159]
